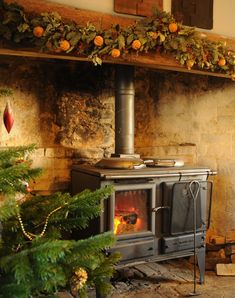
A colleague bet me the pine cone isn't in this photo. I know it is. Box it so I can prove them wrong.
[70,267,88,296]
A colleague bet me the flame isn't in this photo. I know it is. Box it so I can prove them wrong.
[114,217,121,234]
[114,209,142,235]
[135,217,141,229]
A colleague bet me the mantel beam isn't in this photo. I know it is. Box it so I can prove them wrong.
[0,48,230,79]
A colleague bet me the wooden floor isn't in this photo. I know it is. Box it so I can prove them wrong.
[106,258,235,298]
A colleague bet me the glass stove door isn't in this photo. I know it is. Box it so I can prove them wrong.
[110,183,156,238]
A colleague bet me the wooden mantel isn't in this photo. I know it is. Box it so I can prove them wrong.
[2,0,235,79]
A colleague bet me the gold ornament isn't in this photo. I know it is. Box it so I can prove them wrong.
[17,203,68,241]
[70,267,88,295]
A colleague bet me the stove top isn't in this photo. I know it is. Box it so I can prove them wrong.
[72,164,217,180]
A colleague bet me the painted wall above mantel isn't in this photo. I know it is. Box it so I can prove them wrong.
[48,0,235,38]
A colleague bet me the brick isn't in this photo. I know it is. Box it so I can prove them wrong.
[216,264,235,276]
[45,148,66,158]
[32,148,45,157]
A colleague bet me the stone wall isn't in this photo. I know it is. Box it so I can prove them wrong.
[134,69,235,234]
[1,55,235,234]
[0,57,115,193]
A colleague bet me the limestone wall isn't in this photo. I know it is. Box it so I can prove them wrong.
[1,56,235,234]
[135,69,235,234]
[0,57,115,193]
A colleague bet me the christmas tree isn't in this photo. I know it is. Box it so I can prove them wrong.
[0,145,119,298]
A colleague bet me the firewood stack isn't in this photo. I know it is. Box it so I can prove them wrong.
[205,229,235,275]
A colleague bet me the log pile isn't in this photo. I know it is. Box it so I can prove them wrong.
[205,229,235,275]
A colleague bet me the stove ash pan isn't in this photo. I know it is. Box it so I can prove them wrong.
[71,165,215,284]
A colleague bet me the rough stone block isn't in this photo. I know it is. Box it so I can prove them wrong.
[32,148,45,157]
[216,264,235,276]
[226,230,235,243]
[45,147,66,158]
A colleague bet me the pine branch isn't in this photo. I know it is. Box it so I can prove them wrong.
[0,197,18,221]
[0,145,36,167]
[70,232,115,257]
[18,186,113,236]
[0,232,115,273]
[0,145,117,296]
[0,164,41,193]
[0,282,31,298]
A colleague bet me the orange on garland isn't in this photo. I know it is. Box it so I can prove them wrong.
[3,101,14,133]
[132,40,142,50]
[59,40,71,51]
[94,35,104,47]
[168,23,178,33]
[111,48,121,58]
[149,31,158,39]
[33,26,44,38]
[218,58,226,66]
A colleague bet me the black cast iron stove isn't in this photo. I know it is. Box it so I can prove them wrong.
[71,65,216,284]
[71,164,216,284]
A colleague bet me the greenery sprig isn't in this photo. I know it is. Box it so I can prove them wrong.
[0,1,235,79]
[0,88,13,97]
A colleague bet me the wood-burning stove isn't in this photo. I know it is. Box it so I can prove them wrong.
[71,164,215,284]
[71,64,216,288]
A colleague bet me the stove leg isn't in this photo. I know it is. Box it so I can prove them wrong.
[197,246,206,284]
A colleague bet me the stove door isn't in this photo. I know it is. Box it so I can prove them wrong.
[161,180,212,253]
[108,181,156,240]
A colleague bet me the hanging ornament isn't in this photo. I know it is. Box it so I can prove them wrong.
[3,101,14,133]
[70,267,88,295]
[22,180,31,193]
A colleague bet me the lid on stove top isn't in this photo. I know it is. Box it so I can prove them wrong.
[95,157,146,169]
[143,158,184,167]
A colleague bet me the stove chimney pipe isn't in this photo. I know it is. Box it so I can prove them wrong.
[114,65,136,157]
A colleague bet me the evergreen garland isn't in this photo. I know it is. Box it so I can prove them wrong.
[0,145,119,297]
[0,0,235,78]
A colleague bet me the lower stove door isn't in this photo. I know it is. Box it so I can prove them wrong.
[162,232,205,254]
[109,236,155,262]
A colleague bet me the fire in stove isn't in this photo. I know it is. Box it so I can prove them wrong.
[114,190,149,235]
[114,210,140,235]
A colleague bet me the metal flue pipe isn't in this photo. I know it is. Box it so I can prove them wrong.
[114,65,135,156]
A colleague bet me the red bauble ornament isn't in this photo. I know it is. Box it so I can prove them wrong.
[3,101,14,133]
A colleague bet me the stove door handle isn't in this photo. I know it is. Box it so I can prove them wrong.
[152,206,170,213]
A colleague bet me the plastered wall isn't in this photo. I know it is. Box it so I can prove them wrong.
[49,0,235,38]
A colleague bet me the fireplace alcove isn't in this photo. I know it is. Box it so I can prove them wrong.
[2,1,235,295]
